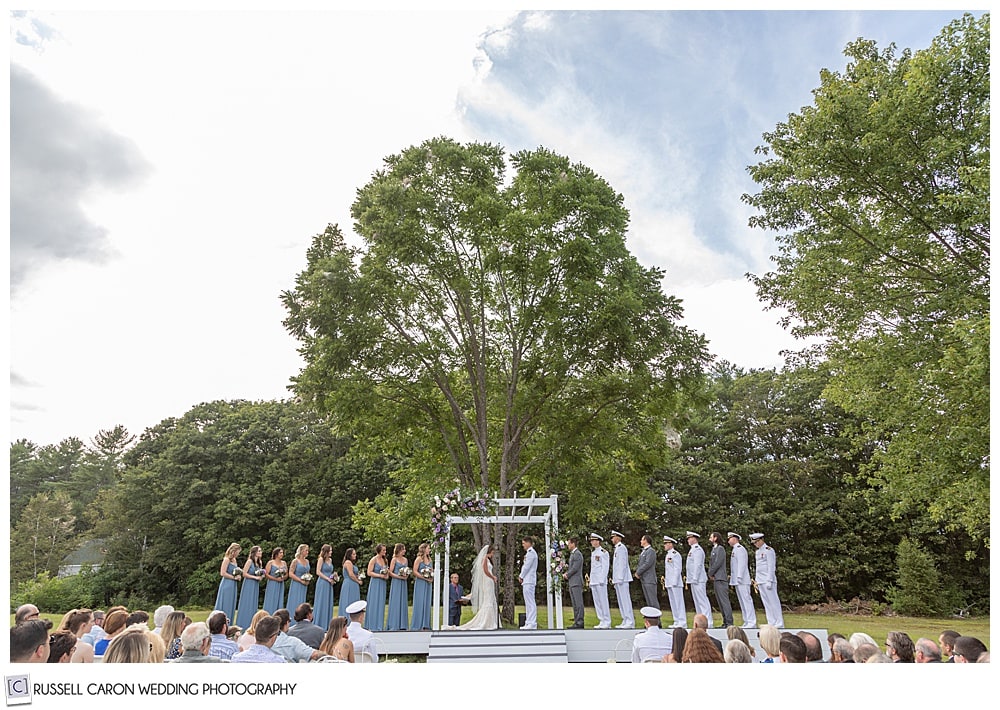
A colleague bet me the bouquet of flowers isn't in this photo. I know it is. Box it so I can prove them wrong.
[331,571,341,584]
[255,566,267,578]
[274,567,287,580]
[300,573,313,584]
[399,566,412,579]
[357,570,367,582]
[420,566,433,579]
[232,567,243,580]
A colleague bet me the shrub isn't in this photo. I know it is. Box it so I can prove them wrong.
[887,537,945,616]
[11,570,99,612]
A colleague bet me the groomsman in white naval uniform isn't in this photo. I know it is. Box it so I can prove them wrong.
[610,530,634,629]
[661,536,686,628]
[728,532,757,629]
[750,532,784,628]
[685,532,712,628]
[519,537,538,629]
[589,533,611,629]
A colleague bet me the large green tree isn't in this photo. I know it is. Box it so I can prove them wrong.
[282,138,709,620]
[743,14,989,544]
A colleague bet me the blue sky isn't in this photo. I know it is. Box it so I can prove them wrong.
[7,7,977,447]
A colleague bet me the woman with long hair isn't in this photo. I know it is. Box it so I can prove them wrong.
[236,544,266,629]
[338,547,363,618]
[286,544,311,625]
[318,616,354,662]
[409,542,433,630]
[364,544,390,631]
[103,626,151,663]
[238,610,271,651]
[313,544,337,631]
[727,625,756,661]
[262,547,288,614]
[47,632,77,663]
[213,542,242,623]
[62,609,95,663]
[665,627,687,662]
[758,623,781,663]
[161,611,189,660]
[93,610,129,658]
[455,544,499,630]
[681,627,725,663]
[386,542,410,631]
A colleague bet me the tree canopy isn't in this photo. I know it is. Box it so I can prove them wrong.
[743,13,989,544]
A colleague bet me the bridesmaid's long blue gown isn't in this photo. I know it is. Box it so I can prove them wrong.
[313,560,335,632]
[235,563,263,629]
[409,560,432,630]
[386,560,410,631]
[364,563,387,631]
[338,563,361,618]
[286,560,310,624]
[262,564,286,614]
[213,562,239,621]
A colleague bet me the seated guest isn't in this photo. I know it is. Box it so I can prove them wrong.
[231,616,286,664]
[885,631,915,662]
[81,610,107,647]
[631,607,671,663]
[287,603,325,649]
[239,611,271,651]
[93,610,129,657]
[952,636,988,663]
[866,652,893,663]
[207,611,239,660]
[831,638,855,663]
[826,632,846,657]
[172,622,225,663]
[271,609,324,663]
[345,600,379,662]
[47,631,77,663]
[692,614,722,655]
[849,631,877,650]
[724,639,752,663]
[727,626,755,661]
[148,630,166,663]
[778,633,807,663]
[797,631,825,661]
[914,638,942,663]
[681,628,724,663]
[10,621,51,662]
[939,630,961,662]
[152,606,174,635]
[126,611,150,629]
[318,617,355,663]
[853,643,879,663]
[103,626,152,663]
[758,624,782,663]
[14,604,42,625]
[664,627,687,662]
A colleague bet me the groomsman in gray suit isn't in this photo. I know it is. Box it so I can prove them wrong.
[728,532,757,629]
[519,537,538,629]
[708,531,733,627]
[589,533,612,629]
[685,532,712,628]
[662,536,686,628]
[610,530,634,629]
[634,535,658,608]
[564,537,585,629]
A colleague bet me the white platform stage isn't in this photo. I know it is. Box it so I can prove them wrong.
[370,627,830,662]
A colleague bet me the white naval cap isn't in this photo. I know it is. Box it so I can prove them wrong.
[345,600,367,614]
[610,530,624,538]
[589,533,604,541]
[727,532,741,540]
[685,531,701,538]
[639,606,662,619]
[662,536,677,544]
[749,532,765,541]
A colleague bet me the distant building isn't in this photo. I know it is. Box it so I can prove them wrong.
[58,539,107,577]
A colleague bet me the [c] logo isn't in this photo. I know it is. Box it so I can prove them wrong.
[5,675,32,706]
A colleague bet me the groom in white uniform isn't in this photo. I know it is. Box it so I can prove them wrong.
[589,533,611,629]
[610,530,634,629]
[519,537,538,630]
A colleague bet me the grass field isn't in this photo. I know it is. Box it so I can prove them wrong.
[20,606,989,650]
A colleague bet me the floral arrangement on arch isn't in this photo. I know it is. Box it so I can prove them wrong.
[549,535,568,591]
[430,488,496,551]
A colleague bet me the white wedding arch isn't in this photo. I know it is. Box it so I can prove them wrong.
[431,492,564,630]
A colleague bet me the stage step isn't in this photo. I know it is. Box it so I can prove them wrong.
[427,629,568,663]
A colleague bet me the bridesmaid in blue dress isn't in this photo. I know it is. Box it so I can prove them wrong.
[363,544,390,631]
[313,544,337,632]
[409,542,433,630]
[286,544,311,625]
[386,543,410,631]
[338,547,363,618]
[213,542,242,621]
[236,545,266,629]
[262,547,288,614]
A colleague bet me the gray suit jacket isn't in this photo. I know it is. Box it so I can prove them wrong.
[708,544,727,581]
[635,545,655,579]
[567,548,584,587]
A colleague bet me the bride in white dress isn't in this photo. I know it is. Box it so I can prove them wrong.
[454,544,499,630]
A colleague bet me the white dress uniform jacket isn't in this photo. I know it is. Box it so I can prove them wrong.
[631,625,673,663]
